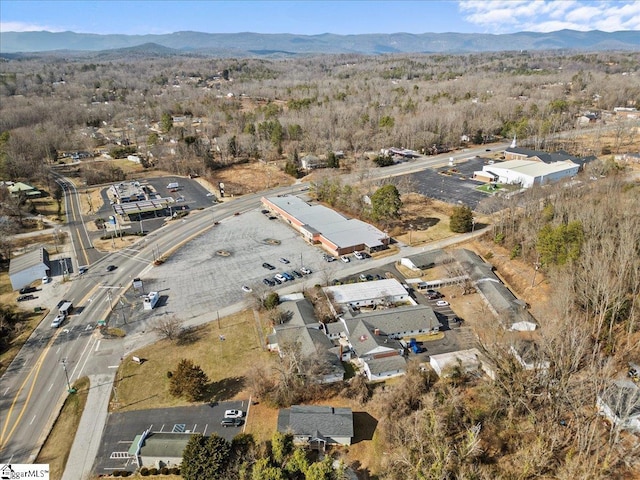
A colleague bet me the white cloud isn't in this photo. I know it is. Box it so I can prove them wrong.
[458,0,640,33]
[0,21,65,33]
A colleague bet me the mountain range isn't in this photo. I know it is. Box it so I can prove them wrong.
[1,29,639,57]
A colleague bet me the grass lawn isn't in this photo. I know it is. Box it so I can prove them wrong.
[113,309,273,413]
[476,183,501,193]
[36,377,90,480]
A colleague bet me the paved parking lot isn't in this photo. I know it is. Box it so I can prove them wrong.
[405,157,493,209]
[117,207,362,331]
[94,400,249,475]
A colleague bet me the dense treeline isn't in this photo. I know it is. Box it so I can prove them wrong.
[1,50,639,185]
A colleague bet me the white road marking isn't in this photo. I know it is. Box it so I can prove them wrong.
[95,340,101,352]
[108,365,119,369]
[48,383,54,392]
[4,386,10,395]
[29,415,37,425]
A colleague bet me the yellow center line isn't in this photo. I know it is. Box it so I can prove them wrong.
[0,332,57,451]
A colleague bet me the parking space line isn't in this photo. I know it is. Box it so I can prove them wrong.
[202,424,208,436]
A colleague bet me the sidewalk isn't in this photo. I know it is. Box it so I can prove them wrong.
[62,372,115,480]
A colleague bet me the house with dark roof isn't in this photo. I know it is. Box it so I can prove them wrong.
[267,299,344,384]
[597,380,640,434]
[9,247,50,290]
[277,405,354,449]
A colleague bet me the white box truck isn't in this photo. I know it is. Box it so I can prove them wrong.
[59,301,73,316]
[143,292,159,310]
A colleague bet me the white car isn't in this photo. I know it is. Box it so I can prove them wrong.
[279,257,290,264]
[300,267,312,275]
[353,251,364,260]
[241,285,252,293]
[341,255,350,263]
[275,273,287,282]
[435,300,450,307]
[224,409,243,418]
[51,314,65,328]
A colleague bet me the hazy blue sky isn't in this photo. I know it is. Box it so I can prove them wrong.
[2,1,639,35]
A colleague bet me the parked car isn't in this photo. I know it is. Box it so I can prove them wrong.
[354,251,364,260]
[323,254,336,262]
[241,285,252,293]
[341,255,350,263]
[19,286,35,294]
[300,267,312,275]
[263,278,275,286]
[292,270,303,278]
[272,276,282,285]
[435,300,450,307]
[17,294,34,302]
[359,274,368,281]
[42,276,51,284]
[221,418,243,427]
[282,272,294,281]
[261,209,269,214]
[262,262,276,270]
[279,257,290,264]
[275,273,287,283]
[224,409,243,418]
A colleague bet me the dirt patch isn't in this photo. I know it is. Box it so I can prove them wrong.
[391,194,457,246]
[204,162,294,196]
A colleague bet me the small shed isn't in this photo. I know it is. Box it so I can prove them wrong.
[9,247,50,290]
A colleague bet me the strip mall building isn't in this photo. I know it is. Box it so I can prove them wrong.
[261,195,389,256]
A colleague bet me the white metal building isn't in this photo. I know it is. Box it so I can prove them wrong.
[323,279,414,307]
[474,159,579,188]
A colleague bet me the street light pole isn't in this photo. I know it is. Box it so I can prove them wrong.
[61,359,76,393]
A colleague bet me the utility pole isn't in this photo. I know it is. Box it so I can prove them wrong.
[61,359,76,394]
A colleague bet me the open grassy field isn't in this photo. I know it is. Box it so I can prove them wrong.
[112,309,271,413]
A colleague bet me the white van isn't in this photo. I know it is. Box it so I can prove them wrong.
[166,182,179,189]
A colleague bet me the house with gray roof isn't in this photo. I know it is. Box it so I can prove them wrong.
[277,405,354,449]
[510,340,550,371]
[261,195,389,256]
[9,247,50,290]
[267,299,344,384]
[597,380,640,434]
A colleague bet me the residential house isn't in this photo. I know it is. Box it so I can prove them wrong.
[597,380,640,434]
[267,299,344,384]
[277,405,354,449]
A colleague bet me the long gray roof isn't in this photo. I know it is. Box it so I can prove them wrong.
[9,247,50,275]
[345,305,440,334]
[454,249,537,329]
[278,405,354,439]
[264,195,386,249]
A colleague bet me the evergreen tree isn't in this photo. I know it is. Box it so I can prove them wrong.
[449,205,473,233]
[371,184,402,221]
[169,359,209,401]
